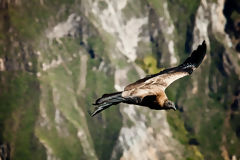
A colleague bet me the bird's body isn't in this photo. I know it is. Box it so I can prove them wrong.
[90,41,207,117]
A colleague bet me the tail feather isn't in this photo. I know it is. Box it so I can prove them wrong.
[91,92,124,116]
[90,102,114,117]
[94,92,123,105]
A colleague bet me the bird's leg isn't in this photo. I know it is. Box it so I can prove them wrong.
[163,100,176,111]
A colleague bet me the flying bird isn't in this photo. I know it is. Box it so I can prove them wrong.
[90,41,207,117]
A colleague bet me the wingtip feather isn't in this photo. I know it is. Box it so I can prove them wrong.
[201,40,206,51]
[178,40,207,72]
[202,40,206,45]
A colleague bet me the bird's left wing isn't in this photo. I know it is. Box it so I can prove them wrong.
[124,40,207,91]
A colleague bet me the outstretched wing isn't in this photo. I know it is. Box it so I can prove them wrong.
[124,40,207,91]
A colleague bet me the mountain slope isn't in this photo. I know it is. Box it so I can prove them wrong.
[0,0,239,160]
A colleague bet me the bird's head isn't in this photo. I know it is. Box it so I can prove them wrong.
[164,100,176,111]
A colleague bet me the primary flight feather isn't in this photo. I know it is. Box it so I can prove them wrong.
[90,41,207,117]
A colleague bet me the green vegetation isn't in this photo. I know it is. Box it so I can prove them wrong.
[208,35,240,158]
[122,0,146,19]
[84,57,123,160]
[231,11,240,21]
[0,1,86,158]
[142,55,163,74]
[167,111,189,144]
[137,55,163,74]
[166,82,205,160]
[167,34,240,160]
[9,0,76,41]
[146,1,239,159]
[35,83,86,160]
[35,27,123,159]
[146,0,164,15]
[0,72,46,160]
[98,1,108,11]
[167,0,200,57]
[36,40,95,159]
[87,36,105,55]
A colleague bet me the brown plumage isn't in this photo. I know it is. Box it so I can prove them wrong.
[90,41,207,117]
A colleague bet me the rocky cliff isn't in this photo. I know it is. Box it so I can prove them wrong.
[0,0,239,160]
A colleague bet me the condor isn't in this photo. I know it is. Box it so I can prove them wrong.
[90,41,207,117]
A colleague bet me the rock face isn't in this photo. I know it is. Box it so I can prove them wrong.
[0,0,239,160]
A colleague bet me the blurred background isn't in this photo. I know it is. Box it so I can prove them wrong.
[0,0,240,159]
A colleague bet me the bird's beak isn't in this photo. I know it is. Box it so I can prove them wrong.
[171,105,177,111]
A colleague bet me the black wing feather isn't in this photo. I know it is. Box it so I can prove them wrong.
[179,40,206,69]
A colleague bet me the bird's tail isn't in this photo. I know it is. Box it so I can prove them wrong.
[90,92,124,117]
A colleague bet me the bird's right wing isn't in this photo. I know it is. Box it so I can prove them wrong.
[124,40,207,91]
